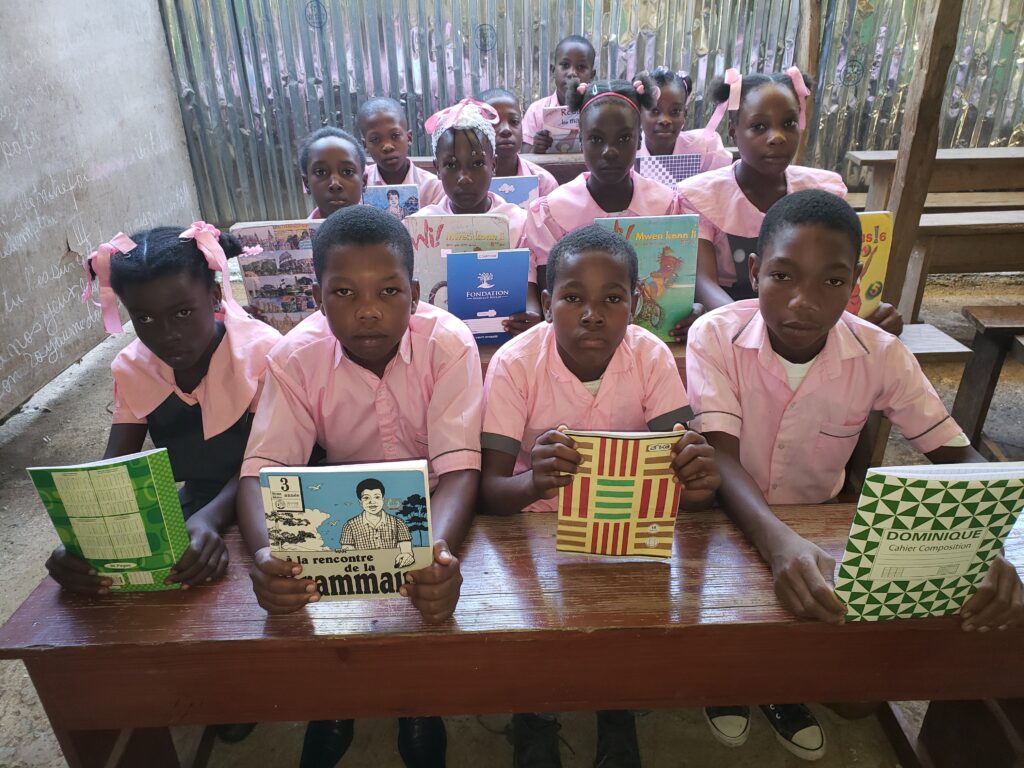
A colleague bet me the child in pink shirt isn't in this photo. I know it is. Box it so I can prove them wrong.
[478,87,559,196]
[355,96,445,207]
[480,225,720,766]
[521,74,681,289]
[635,66,733,173]
[237,205,480,766]
[685,190,1023,760]
[522,35,596,153]
[298,127,367,219]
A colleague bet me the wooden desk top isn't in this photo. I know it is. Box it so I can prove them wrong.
[847,148,1024,167]
[963,304,1024,335]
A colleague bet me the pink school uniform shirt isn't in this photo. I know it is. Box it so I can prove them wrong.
[366,161,445,208]
[636,129,734,174]
[522,92,560,142]
[676,163,847,290]
[685,300,966,504]
[482,322,691,511]
[240,301,482,488]
[517,156,559,197]
[522,170,681,266]
[112,309,281,436]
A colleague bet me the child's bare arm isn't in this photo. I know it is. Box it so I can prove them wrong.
[925,444,986,464]
[480,431,582,515]
[165,474,236,588]
[694,240,734,313]
[102,422,148,459]
[669,427,719,510]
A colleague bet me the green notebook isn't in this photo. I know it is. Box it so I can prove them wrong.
[28,448,190,592]
[835,462,1024,621]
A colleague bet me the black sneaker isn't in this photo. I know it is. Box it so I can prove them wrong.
[300,719,354,768]
[397,716,447,767]
[594,710,640,768]
[214,722,256,743]
[703,706,750,747]
[759,704,826,761]
[511,713,562,768]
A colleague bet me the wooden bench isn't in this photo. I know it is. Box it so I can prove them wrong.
[2,507,1022,768]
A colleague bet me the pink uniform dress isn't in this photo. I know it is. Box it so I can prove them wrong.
[240,301,482,489]
[366,161,445,209]
[522,170,681,266]
[522,93,560,143]
[517,156,559,197]
[112,310,281,516]
[636,129,734,173]
[685,300,968,504]
[482,322,691,511]
[676,163,847,300]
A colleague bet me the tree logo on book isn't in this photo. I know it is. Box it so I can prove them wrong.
[477,272,495,289]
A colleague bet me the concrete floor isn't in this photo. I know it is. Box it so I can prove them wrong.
[1,275,1022,768]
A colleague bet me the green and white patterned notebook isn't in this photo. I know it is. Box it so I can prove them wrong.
[835,462,1024,621]
[28,448,190,592]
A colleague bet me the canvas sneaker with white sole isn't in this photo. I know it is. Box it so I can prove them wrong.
[759,703,826,761]
[703,705,751,747]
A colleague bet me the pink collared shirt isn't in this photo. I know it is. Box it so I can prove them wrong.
[516,156,559,197]
[240,301,482,487]
[685,300,966,504]
[366,161,445,208]
[483,322,691,511]
[522,170,681,266]
[637,129,734,174]
[112,308,282,438]
[676,163,847,287]
[522,93,560,143]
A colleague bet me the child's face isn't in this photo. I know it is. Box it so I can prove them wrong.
[641,81,687,154]
[488,95,523,161]
[119,272,221,371]
[752,223,861,363]
[312,242,419,375]
[553,42,596,104]
[360,109,413,173]
[434,130,495,214]
[303,136,366,218]
[581,102,640,187]
[730,83,800,176]
[542,248,636,380]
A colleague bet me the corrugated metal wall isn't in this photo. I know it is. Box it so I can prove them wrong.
[159,0,1024,226]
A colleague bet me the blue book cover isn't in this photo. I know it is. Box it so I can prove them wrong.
[260,460,432,601]
[362,184,420,220]
[490,176,540,209]
[595,215,699,342]
[446,248,530,344]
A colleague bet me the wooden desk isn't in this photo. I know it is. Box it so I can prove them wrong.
[2,507,1022,768]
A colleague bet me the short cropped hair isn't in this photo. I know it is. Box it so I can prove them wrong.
[757,189,862,265]
[547,224,639,293]
[356,478,386,497]
[555,34,597,65]
[356,96,406,133]
[476,87,518,105]
[312,205,415,282]
[297,127,366,174]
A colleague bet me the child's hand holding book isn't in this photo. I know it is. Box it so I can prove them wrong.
[400,540,463,624]
[960,553,1024,632]
[45,546,114,595]
[530,427,583,499]
[767,531,848,625]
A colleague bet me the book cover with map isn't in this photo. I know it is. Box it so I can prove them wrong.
[489,176,540,208]
[556,430,684,558]
[596,215,699,342]
[259,460,433,601]
[362,184,420,221]
[834,462,1024,621]
[847,211,892,319]
[27,448,190,592]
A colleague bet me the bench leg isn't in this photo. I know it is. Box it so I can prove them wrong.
[864,166,895,211]
[919,700,1023,767]
[951,330,1010,446]
[898,239,932,322]
[49,726,180,768]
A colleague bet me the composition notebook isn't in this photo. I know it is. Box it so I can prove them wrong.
[556,430,684,558]
[847,211,892,319]
[259,460,432,601]
[27,448,190,592]
[834,462,1024,621]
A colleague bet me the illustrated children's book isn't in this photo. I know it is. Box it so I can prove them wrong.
[556,430,684,558]
[542,105,581,153]
[260,460,433,601]
[834,462,1024,622]
[596,215,699,343]
[404,214,510,310]
[362,184,420,221]
[489,176,541,209]
[27,448,190,592]
[447,248,530,344]
[230,219,320,333]
[634,154,703,185]
[847,211,892,319]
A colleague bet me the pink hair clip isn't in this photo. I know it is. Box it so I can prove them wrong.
[632,80,645,95]
[179,221,245,316]
[576,82,589,95]
[424,98,499,135]
[82,232,137,334]
[703,67,742,140]
[785,65,811,130]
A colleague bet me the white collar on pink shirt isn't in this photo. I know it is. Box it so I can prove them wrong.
[547,170,676,222]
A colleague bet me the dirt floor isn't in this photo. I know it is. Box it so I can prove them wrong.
[1,274,1022,767]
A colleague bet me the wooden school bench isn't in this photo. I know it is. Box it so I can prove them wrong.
[1,505,1022,768]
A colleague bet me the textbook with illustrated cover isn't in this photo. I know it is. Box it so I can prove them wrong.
[489,176,540,208]
[596,215,699,342]
[447,248,530,344]
[404,214,510,310]
[834,462,1024,621]
[541,105,581,153]
[260,460,433,601]
[557,430,684,558]
[230,219,320,333]
[634,154,703,185]
[362,184,420,221]
[847,211,892,319]
[27,449,190,592]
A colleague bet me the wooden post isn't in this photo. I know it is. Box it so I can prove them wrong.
[796,0,822,164]
[881,0,964,310]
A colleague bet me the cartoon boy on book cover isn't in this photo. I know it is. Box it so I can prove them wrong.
[340,478,416,567]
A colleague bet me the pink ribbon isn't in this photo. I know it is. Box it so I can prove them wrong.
[179,221,244,316]
[424,98,499,135]
[703,68,742,140]
[82,232,137,334]
[785,65,811,130]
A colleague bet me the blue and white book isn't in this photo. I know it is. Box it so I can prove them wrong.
[634,154,703,185]
[490,176,540,209]
[362,184,419,220]
[446,248,530,344]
